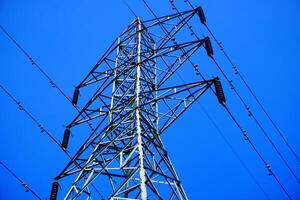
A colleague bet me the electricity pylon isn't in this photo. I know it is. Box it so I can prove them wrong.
[50,7,224,200]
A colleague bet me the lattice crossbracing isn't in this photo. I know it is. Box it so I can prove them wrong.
[51,8,218,200]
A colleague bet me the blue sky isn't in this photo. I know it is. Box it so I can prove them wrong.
[0,0,299,199]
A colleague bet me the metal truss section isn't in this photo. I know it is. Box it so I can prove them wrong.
[51,8,218,200]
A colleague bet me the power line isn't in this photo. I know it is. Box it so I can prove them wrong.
[173,50,272,199]
[141,0,295,198]
[157,32,271,198]
[183,0,300,164]
[0,25,70,103]
[168,0,299,184]
[198,104,271,200]
[166,53,271,198]
[0,83,105,199]
[222,104,293,200]
[0,25,95,132]
[0,23,106,199]
[0,84,62,148]
[1,2,295,199]
[166,0,299,183]
[121,0,138,18]
[173,63,271,199]
[0,161,42,200]
[210,56,300,183]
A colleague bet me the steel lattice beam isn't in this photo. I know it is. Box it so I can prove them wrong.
[50,7,221,200]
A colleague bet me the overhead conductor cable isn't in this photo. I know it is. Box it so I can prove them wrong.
[0,161,42,200]
[0,25,95,134]
[183,0,300,164]
[0,84,105,199]
[158,0,295,198]
[167,0,299,185]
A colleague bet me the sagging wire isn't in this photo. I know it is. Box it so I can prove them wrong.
[198,104,271,200]
[0,84,61,148]
[170,69,272,199]
[168,0,299,186]
[0,25,70,103]
[167,0,299,184]
[0,25,95,132]
[222,103,293,200]
[121,0,138,18]
[210,56,300,183]
[0,161,42,200]
[141,0,295,198]
[0,84,105,199]
[120,2,271,197]
[183,0,300,164]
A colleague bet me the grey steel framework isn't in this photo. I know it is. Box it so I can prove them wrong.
[50,8,223,200]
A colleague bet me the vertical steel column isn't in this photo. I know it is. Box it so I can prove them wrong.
[136,18,148,200]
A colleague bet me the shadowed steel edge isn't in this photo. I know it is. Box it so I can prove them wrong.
[50,8,221,200]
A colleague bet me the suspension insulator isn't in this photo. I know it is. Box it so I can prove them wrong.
[214,79,226,104]
[72,87,80,106]
[204,37,214,56]
[50,181,59,200]
[62,127,71,150]
[197,6,206,24]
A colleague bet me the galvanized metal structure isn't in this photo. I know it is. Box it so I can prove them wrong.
[51,8,221,200]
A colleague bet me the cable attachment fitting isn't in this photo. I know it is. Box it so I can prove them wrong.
[242,130,249,141]
[21,182,29,192]
[29,57,35,65]
[38,124,45,133]
[233,66,239,75]
[16,101,24,111]
[49,80,56,88]
[189,25,194,36]
[229,80,234,90]
[88,122,95,132]
[193,64,200,75]
[218,42,224,51]
[266,164,273,176]
[246,106,253,117]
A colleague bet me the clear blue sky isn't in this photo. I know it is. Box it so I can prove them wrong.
[0,0,299,199]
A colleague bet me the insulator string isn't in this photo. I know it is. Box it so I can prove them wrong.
[183,0,300,164]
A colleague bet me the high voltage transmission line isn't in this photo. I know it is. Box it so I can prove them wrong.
[48,3,294,199]
[0,82,269,200]
[177,0,300,164]
[138,0,297,199]
[0,84,62,148]
[0,1,298,200]
[50,9,219,199]
[0,83,106,199]
[197,104,272,200]
[0,18,268,200]
[0,25,95,132]
[0,161,42,200]
[163,0,300,184]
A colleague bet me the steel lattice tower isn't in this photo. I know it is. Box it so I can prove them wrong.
[50,8,224,200]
